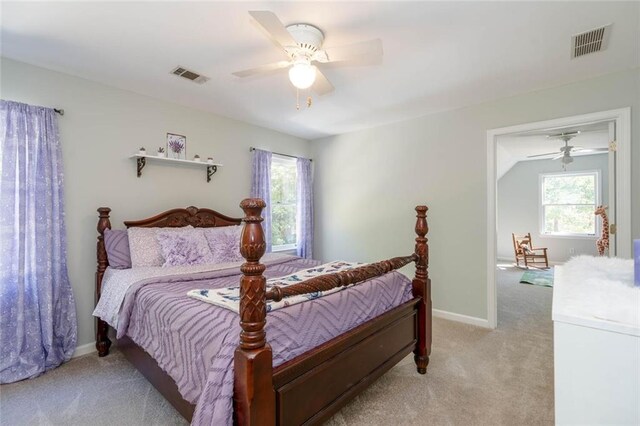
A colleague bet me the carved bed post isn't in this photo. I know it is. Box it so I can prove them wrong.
[96,207,112,357]
[234,198,275,426]
[413,205,431,374]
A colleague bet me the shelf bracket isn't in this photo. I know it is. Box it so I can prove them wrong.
[207,165,218,182]
[136,157,146,177]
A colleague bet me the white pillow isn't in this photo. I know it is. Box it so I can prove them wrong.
[128,226,192,267]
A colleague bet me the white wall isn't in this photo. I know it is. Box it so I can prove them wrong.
[0,58,311,347]
[496,143,519,180]
[311,68,639,322]
[497,154,609,263]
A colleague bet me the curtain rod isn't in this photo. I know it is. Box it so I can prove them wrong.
[249,147,312,162]
[54,108,64,116]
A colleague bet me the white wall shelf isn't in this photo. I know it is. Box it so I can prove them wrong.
[130,154,223,182]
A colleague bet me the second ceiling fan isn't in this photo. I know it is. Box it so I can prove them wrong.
[527,131,609,170]
[233,11,383,101]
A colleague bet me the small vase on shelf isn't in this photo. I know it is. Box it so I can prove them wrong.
[207,157,214,165]
[139,147,146,155]
[193,154,201,162]
[157,147,166,158]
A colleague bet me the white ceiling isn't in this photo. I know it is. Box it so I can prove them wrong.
[2,2,638,140]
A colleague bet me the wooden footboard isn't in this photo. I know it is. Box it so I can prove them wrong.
[273,299,420,425]
[234,199,431,426]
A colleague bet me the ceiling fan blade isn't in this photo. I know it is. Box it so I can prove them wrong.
[574,148,609,153]
[320,39,383,63]
[317,54,383,68]
[547,131,581,139]
[313,68,334,96]
[527,152,561,158]
[232,61,291,78]
[552,153,565,160]
[521,128,601,137]
[249,11,297,49]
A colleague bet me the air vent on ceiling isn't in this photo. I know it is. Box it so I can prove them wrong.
[571,24,612,59]
[171,66,210,84]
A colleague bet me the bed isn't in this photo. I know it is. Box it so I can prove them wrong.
[94,198,432,425]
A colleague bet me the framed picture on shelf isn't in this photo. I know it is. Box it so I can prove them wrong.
[166,133,186,160]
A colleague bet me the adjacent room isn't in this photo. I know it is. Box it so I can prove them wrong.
[494,121,612,325]
[1,2,638,426]
[498,124,612,265]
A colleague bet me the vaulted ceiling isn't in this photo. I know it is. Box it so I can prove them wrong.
[497,121,610,179]
[2,2,638,139]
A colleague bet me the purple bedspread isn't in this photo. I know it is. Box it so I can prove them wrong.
[117,256,412,426]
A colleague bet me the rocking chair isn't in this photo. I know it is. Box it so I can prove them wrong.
[512,233,549,269]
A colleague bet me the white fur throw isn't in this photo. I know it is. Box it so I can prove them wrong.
[554,255,638,334]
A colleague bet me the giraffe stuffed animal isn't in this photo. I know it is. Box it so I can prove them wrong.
[594,205,609,256]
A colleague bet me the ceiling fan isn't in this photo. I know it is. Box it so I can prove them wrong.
[526,131,608,170]
[233,11,383,105]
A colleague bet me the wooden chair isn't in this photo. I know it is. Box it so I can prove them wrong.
[512,233,549,269]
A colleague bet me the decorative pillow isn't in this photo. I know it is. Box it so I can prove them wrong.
[204,226,244,264]
[128,226,192,267]
[103,229,131,269]
[157,228,214,267]
[520,243,532,254]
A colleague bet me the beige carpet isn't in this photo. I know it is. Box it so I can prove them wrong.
[0,266,553,425]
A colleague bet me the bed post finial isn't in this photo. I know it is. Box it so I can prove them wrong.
[96,207,112,357]
[234,198,275,426]
[413,205,431,374]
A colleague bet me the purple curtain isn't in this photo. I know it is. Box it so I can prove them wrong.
[0,100,77,383]
[250,149,272,252]
[296,158,313,258]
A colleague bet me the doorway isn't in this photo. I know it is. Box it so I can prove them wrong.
[486,108,631,329]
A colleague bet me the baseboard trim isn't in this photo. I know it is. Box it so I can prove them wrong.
[433,309,491,329]
[72,342,96,358]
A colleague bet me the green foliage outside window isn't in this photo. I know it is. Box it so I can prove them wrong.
[541,173,597,235]
[271,158,297,248]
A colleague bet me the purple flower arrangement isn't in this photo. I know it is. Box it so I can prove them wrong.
[169,139,184,154]
[166,133,186,159]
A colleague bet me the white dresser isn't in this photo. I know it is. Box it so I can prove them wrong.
[552,257,640,425]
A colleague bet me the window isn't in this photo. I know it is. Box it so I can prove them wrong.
[271,155,298,251]
[540,171,600,237]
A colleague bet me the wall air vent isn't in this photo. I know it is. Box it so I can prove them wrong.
[571,24,612,59]
[171,66,210,84]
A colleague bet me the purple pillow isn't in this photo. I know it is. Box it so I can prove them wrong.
[103,229,131,269]
[157,228,214,267]
[204,226,244,264]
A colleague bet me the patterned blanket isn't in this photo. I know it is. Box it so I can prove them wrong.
[187,260,364,312]
[93,253,294,329]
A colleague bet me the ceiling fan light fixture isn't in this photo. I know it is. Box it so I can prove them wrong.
[288,62,316,89]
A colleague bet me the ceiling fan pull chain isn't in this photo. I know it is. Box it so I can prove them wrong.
[307,93,313,108]
[296,88,300,111]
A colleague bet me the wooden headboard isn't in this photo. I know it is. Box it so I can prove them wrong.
[97,206,242,265]
[122,206,243,229]
[94,205,243,356]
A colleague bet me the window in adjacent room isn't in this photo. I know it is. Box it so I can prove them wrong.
[539,170,600,237]
[270,154,298,251]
